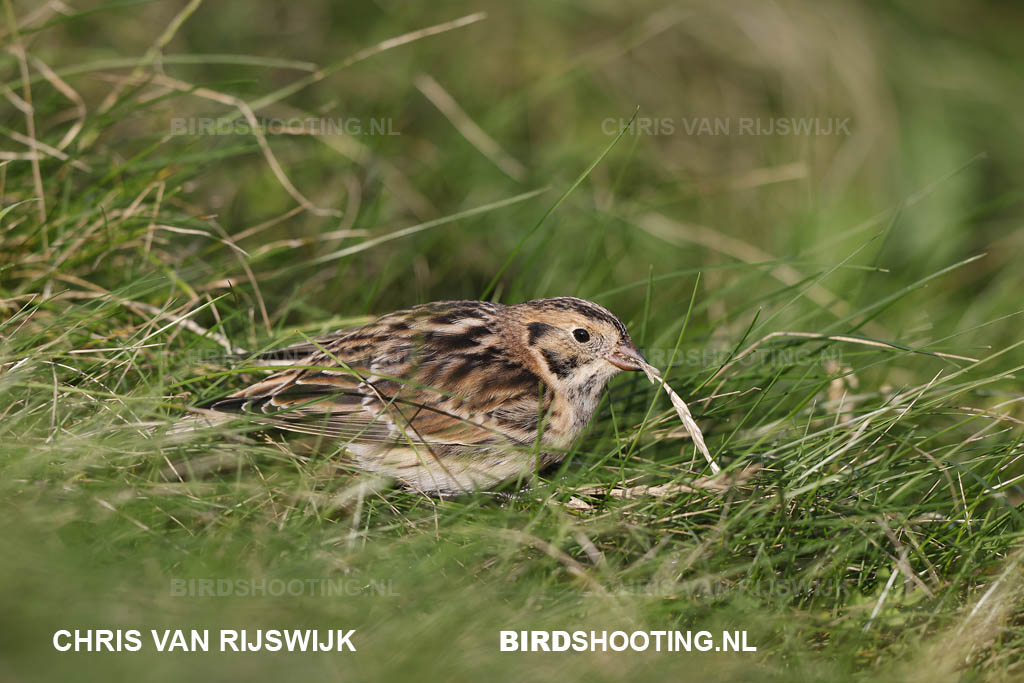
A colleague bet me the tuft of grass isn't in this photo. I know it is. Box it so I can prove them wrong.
[2,1,1023,680]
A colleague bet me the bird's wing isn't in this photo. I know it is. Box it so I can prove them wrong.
[202,301,550,449]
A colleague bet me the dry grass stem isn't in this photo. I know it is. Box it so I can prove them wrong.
[639,360,721,475]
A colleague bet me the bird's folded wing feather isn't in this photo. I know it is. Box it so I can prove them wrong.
[202,302,548,449]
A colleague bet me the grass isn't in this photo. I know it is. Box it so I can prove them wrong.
[2,0,1024,680]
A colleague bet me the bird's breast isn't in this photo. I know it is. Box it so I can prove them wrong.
[543,379,607,449]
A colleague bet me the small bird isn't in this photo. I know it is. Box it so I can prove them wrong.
[196,297,645,494]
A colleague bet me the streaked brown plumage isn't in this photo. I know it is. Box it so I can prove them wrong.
[197,297,645,494]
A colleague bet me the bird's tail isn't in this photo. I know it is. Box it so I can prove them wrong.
[165,408,238,436]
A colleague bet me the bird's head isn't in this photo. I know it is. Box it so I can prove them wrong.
[511,297,645,394]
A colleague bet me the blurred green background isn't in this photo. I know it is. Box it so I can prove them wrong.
[2,0,1023,680]
[17,0,1024,336]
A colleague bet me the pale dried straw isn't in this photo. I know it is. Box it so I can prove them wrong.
[638,360,720,475]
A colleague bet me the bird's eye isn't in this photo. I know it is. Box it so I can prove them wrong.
[572,328,591,343]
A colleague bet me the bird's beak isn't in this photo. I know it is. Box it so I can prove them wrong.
[605,341,646,372]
